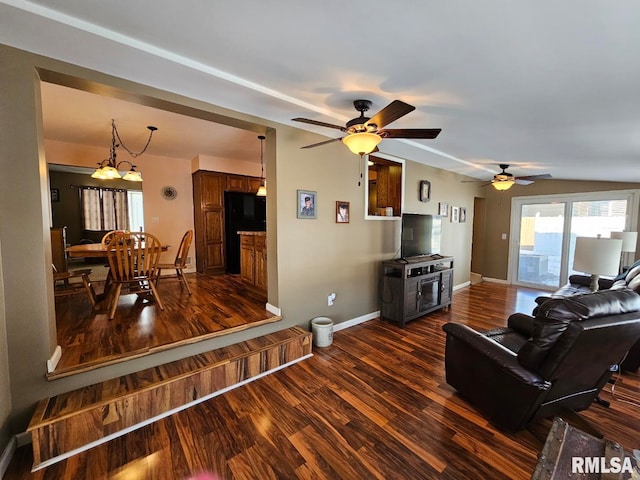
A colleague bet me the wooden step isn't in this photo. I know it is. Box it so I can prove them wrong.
[27,327,312,470]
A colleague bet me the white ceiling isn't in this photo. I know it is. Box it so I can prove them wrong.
[2,1,640,182]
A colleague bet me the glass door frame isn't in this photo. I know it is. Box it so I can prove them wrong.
[508,189,640,290]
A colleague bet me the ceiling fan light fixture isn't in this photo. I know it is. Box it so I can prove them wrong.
[342,132,382,155]
[492,179,515,191]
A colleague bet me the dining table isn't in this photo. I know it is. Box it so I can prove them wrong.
[66,242,169,258]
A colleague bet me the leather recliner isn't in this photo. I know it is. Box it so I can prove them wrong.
[442,289,640,432]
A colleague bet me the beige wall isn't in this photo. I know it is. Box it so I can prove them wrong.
[481,179,640,280]
[0,44,478,448]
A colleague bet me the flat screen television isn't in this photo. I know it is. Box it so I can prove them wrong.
[401,213,442,259]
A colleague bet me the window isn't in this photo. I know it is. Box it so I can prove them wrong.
[127,190,145,232]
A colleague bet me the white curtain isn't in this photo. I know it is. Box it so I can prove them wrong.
[81,189,102,231]
[81,188,130,231]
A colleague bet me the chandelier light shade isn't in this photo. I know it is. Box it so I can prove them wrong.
[91,119,157,182]
[342,132,382,156]
[256,135,267,197]
[573,236,623,291]
[492,179,515,191]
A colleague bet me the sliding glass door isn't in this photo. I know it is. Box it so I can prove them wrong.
[510,190,638,290]
[516,202,566,288]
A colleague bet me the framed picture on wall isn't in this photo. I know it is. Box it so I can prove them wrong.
[336,201,350,223]
[438,202,448,217]
[451,206,459,223]
[50,188,60,203]
[460,207,467,223]
[419,180,431,202]
[297,190,317,219]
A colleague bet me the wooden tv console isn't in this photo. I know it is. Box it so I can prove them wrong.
[380,256,454,327]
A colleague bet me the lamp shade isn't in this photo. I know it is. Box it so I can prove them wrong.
[342,132,382,155]
[610,231,638,253]
[573,237,623,276]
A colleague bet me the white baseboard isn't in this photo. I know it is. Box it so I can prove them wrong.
[47,345,62,373]
[482,277,509,284]
[266,303,281,316]
[0,436,16,479]
[333,311,379,332]
[15,431,31,448]
[453,281,470,291]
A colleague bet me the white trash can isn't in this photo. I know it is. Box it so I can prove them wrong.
[311,316,334,347]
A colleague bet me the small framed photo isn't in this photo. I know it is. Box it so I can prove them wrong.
[297,190,317,219]
[438,202,449,217]
[459,207,467,223]
[451,206,460,223]
[50,188,60,203]
[336,201,350,223]
[419,180,431,202]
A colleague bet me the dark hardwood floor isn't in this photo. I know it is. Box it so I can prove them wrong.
[7,282,640,479]
[52,273,281,377]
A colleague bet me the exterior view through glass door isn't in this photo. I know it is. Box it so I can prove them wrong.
[512,191,636,290]
[517,202,566,288]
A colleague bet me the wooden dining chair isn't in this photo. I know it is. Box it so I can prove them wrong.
[105,232,164,319]
[52,264,96,307]
[156,230,193,295]
[101,230,129,247]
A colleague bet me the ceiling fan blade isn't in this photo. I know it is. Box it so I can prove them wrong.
[515,179,534,186]
[516,173,552,181]
[379,128,441,139]
[366,100,415,129]
[300,137,343,149]
[292,117,346,131]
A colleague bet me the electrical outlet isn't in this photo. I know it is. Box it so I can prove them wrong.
[152,216,160,224]
[328,292,336,306]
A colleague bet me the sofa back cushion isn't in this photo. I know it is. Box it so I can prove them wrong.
[517,289,640,372]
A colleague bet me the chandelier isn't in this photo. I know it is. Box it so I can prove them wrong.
[91,119,157,182]
[256,135,267,196]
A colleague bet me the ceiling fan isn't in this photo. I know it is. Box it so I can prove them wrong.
[463,164,552,191]
[292,99,441,155]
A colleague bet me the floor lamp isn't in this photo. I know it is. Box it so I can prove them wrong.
[610,231,638,274]
[573,236,623,292]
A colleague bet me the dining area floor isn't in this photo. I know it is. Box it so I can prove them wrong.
[52,273,281,378]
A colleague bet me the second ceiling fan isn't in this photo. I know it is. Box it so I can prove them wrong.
[463,164,552,191]
[292,99,441,155]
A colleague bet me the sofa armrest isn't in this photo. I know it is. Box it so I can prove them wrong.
[507,313,535,337]
[442,322,551,431]
[442,323,547,386]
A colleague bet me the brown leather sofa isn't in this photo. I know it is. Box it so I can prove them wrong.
[534,270,640,373]
[442,289,640,432]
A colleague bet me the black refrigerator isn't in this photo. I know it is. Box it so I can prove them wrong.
[224,191,266,273]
